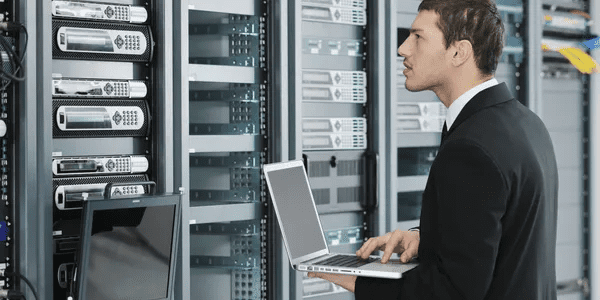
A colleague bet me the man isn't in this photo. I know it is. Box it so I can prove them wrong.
[308,0,559,299]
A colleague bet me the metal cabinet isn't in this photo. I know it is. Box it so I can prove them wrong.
[173,1,273,299]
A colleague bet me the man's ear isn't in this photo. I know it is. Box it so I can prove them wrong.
[450,40,473,67]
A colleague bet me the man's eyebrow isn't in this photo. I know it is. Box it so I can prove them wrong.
[409,28,424,34]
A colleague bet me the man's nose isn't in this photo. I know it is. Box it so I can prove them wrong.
[398,41,409,57]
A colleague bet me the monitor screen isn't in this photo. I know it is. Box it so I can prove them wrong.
[264,163,328,260]
[77,196,179,300]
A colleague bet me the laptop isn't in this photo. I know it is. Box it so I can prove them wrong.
[263,160,418,279]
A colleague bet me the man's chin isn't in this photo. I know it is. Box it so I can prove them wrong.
[404,83,425,92]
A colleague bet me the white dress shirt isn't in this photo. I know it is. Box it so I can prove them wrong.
[445,78,499,129]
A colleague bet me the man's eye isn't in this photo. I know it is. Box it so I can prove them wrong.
[415,34,420,39]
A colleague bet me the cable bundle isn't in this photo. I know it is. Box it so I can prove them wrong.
[0,22,28,90]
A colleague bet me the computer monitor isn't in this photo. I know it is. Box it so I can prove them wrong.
[75,194,181,300]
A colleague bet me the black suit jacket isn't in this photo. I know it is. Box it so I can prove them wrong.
[356,83,559,299]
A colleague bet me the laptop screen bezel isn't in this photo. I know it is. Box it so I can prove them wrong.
[76,194,181,300]
[263,160,330,267]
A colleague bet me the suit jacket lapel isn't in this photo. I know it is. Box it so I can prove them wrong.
[446,82,515,138]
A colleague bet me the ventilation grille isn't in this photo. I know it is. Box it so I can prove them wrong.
[309,161,330,177]
[337,159,362,176]
[338,187,361,203]
[312,188,330,205]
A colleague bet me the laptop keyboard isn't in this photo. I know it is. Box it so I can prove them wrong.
[316,255,377,268]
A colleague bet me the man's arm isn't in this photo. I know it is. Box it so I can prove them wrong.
[354,139,508,299]
[306,272,357,292]
[428,139,508,299]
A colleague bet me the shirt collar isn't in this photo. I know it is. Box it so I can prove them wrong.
[445,78,499,129]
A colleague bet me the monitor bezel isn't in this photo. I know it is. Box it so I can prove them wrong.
[75,194,181,300]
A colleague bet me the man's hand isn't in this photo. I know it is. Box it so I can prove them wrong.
[356,229,420,263]
[304,230,418,293]
[306,272,357,293]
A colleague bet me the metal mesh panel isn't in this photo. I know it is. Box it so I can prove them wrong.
[308,161,330,177]
[338,186,361,203]
[232,269,261,300]
[312,188,330,205]
[337,159,363,176]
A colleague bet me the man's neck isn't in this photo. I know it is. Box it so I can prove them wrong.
[434,74,494,108]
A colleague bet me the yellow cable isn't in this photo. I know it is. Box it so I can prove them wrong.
[554,47,599,74]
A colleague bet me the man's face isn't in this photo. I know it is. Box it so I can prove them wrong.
[398,10,451,92]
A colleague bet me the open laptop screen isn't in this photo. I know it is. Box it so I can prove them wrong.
[77,196,179,300]
[265,163,328,260]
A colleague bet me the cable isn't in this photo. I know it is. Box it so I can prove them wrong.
[0,22,28,90]
[3,272,38,300]
[0,23,28,85]
[0,34,20,81]
[0,289,24,299]
[0,35,24,80]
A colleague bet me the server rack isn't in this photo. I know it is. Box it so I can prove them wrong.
[173,1,274,299]
[50,0,159,298]
[533,0,593,298]
[0,0,22,293]
[13,0,175,299]
[285,1,388,299]
[16,0,54,299]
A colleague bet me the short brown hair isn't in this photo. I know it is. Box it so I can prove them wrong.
[418,0,505,75]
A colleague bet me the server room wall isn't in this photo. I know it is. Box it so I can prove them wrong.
[5,0,598,299]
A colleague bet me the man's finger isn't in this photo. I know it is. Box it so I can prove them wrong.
[356,237,381,259]
[381,231,403,263]
[400,240,418,263]
[355,239,369,256]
